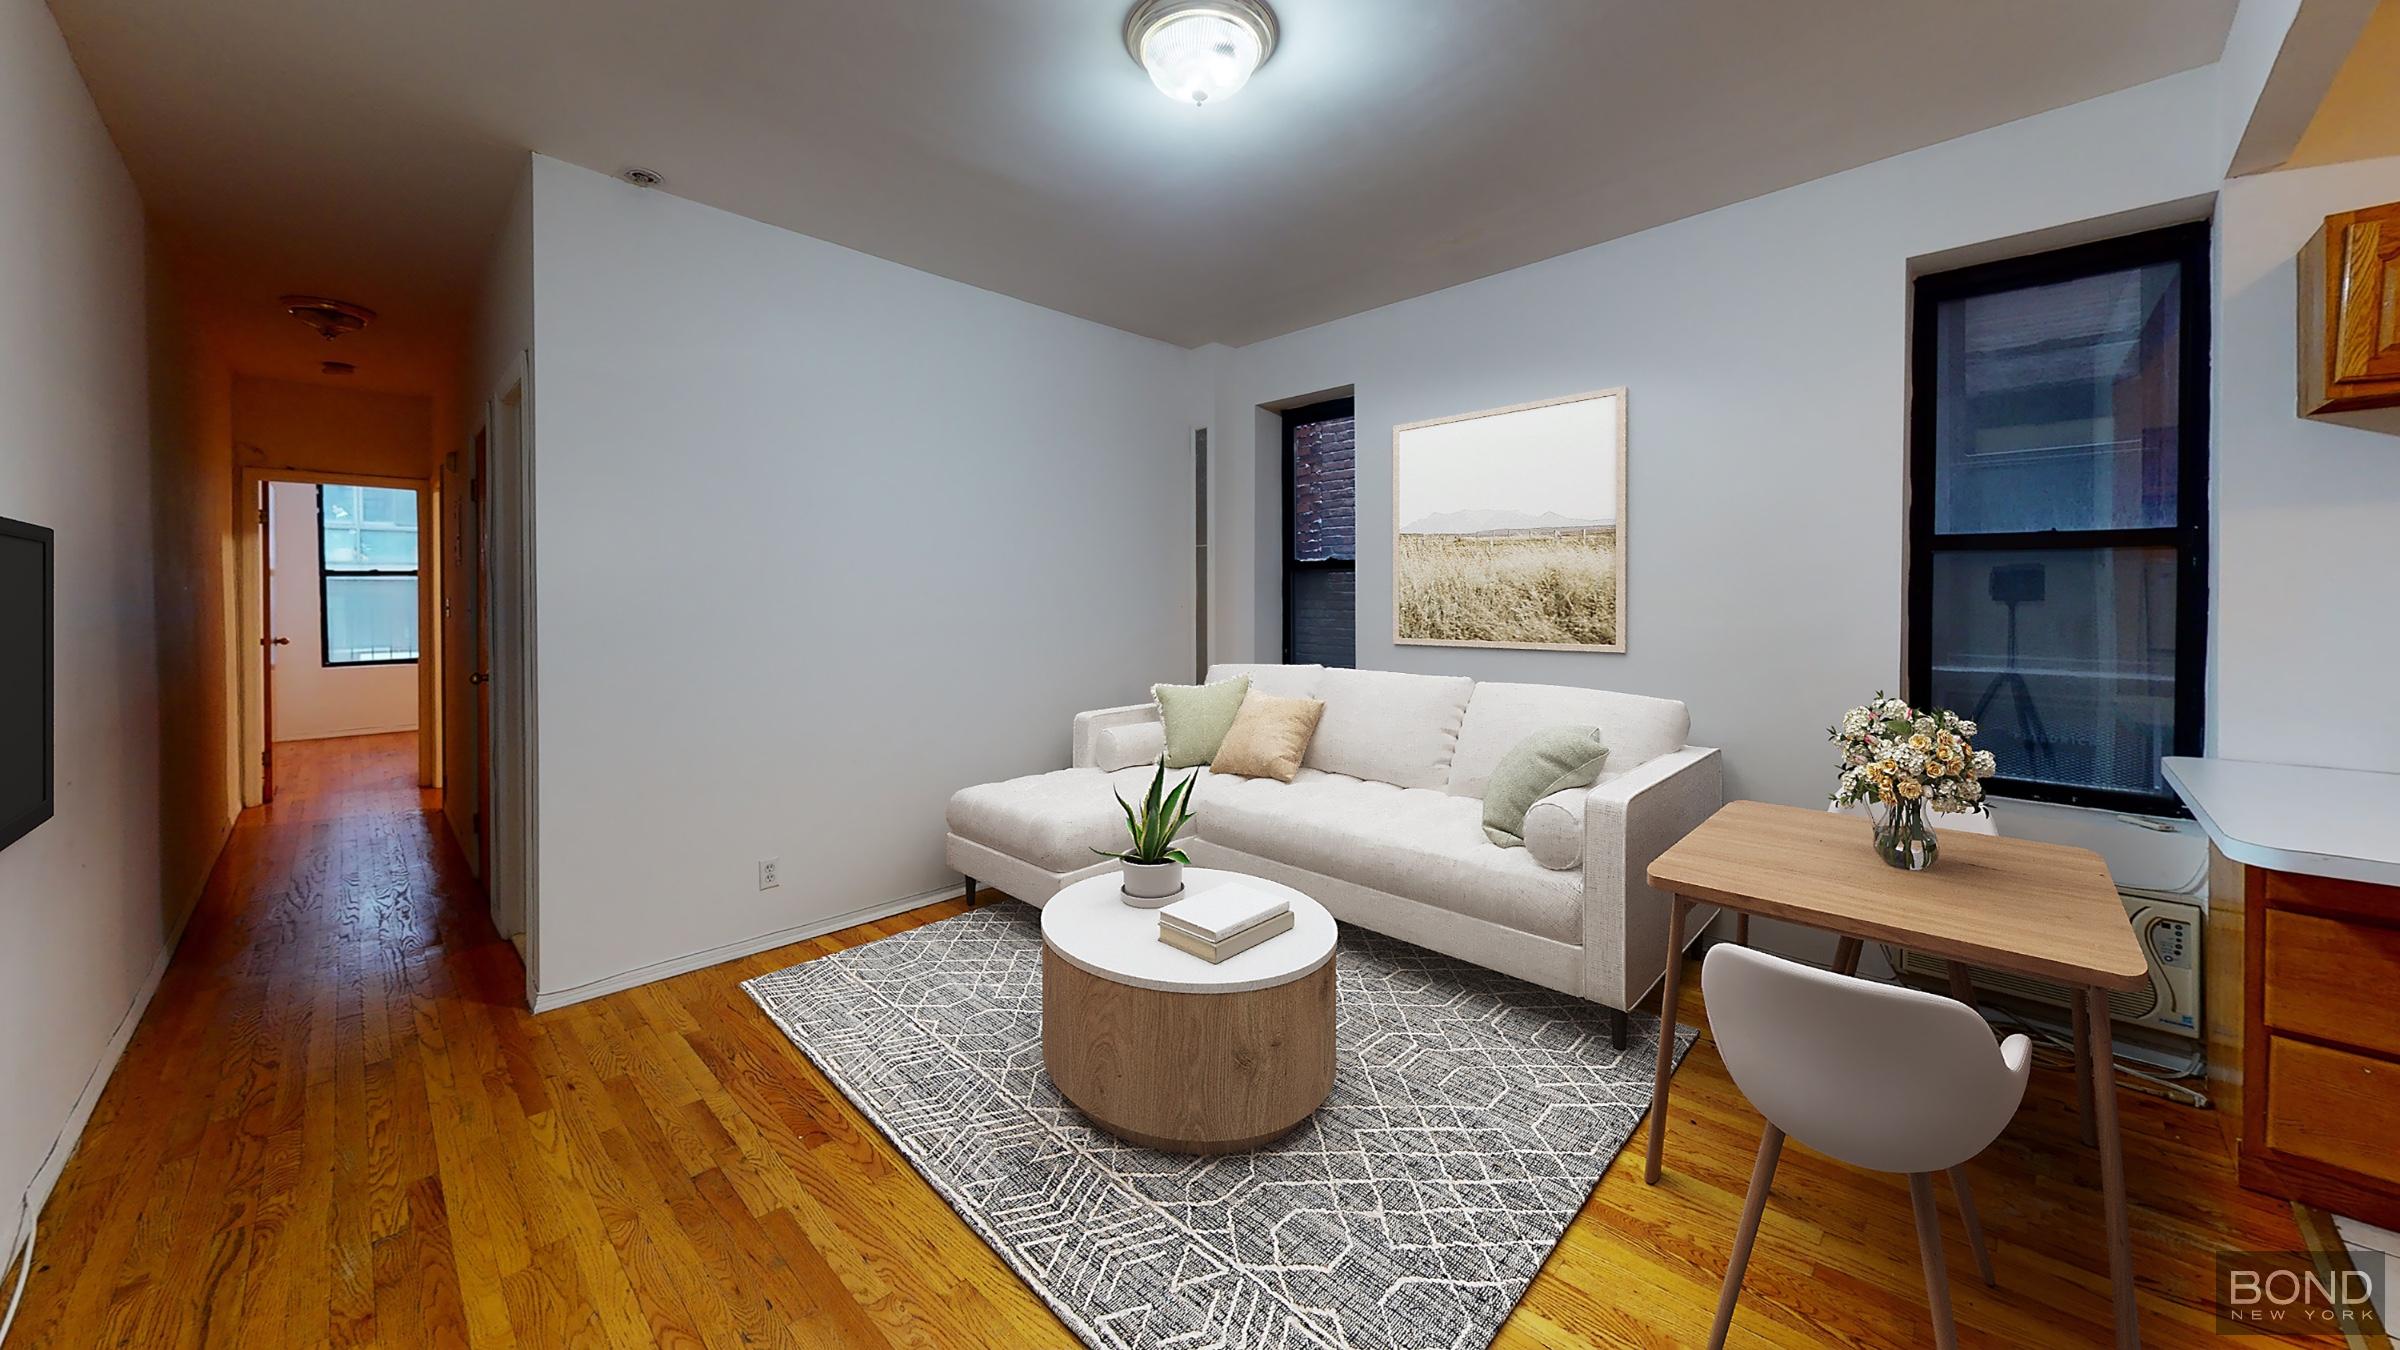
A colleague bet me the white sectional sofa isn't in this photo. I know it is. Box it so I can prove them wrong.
[946,664,1722,1046]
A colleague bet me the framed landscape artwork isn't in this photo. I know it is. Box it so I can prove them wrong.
[1392,388,1626,653]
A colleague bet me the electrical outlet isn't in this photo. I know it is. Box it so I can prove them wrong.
[758,858,780,891]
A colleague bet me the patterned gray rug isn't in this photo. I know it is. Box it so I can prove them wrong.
[743,903,1695,1350]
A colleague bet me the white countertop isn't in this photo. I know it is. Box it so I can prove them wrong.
[2162,757,2400,888]
[1041,868,1337,994]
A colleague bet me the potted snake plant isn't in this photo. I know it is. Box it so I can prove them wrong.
[1095,758,1197,906]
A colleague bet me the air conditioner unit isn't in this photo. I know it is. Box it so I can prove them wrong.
[1893,889,2203,1040]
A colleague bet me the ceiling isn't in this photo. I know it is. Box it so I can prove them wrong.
[51,0,2238,390]
[2288,0,2400,168]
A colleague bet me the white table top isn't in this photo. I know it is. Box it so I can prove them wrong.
[2162,756,2400,889]
[1041,868,1337,995]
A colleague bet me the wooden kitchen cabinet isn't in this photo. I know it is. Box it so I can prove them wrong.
[2244,866,2400,1228]
[2298,199,2400,416]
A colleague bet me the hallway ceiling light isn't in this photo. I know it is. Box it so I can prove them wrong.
[280,295,376,341]
[1125,0,1276,107]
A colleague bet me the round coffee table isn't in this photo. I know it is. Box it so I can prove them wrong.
[1041,868,1337,1154]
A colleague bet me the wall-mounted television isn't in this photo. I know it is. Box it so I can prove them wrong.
[0,514,54,853]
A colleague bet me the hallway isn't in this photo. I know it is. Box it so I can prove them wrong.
[3,733,504,1345]
[0,734,1011,1349]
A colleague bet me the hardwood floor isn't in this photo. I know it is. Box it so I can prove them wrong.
[5,732,2319,1347]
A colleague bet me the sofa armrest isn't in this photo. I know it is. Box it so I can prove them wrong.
[1577,746,1723,1011]
[1071,702,1162,769]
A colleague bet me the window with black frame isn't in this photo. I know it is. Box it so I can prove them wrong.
[1907,224,2208,814]
[317,484,420,666]
[1282,398,1356,667]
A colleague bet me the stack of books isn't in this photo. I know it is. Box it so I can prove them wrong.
[1157,884,1292,963]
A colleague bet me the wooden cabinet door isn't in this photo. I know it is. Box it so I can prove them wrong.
[2335,211,2400,383]
[2300,199,2400,415]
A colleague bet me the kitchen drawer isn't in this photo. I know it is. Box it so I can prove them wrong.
[2265,909,2400,1054]
[2263,869,2400,924]
[2265,1037,2400,1186]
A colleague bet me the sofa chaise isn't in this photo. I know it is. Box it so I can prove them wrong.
[945,664,1723,1047]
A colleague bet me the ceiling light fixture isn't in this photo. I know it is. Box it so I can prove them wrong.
[1124,0,1276,108]
[280,295,376,342]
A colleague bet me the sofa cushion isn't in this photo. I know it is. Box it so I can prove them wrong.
[1482,726,1609,848]
[1209,691,1325,782]
[1301,668,1476,790]
[1153,676,1249,768]
[1448,682,1690,797]
[1091,719,1165,771]
[947,765,1203,872]
[1205,662,1324,700]
[1195,770,1581,944]
[1522,787,1586,870]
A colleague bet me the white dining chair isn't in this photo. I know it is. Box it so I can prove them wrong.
[1702,943,2033,1350]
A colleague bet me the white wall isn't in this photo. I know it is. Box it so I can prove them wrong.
[2212,152,2400,770]
[0,0,176,1272]
[267,480,418,741]
[526,155,1198,1001]
[1211,69,2228,842]
[145,235,239,929]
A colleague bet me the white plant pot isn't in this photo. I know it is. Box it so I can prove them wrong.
[1118,858,1184,907]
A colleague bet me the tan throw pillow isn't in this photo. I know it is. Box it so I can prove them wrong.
[1209,691,1326,782]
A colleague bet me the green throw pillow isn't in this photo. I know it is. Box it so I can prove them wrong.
[1482,726,1609,848]
[1152,676,1251,768]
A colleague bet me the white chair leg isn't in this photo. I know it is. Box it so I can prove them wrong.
[1947,1165,1995,1286]
[1709,1123,1785,1350]
[1908,1172,1961,1350]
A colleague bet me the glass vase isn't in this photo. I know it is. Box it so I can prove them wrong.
[1873,799,1938,871]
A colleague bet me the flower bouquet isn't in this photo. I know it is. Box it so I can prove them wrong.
[1828,693,1997,870]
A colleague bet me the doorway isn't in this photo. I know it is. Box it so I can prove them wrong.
[240,470,434,808]
[441,364,534,983]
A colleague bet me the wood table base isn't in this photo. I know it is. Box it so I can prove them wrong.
[1042,945,1336,1154]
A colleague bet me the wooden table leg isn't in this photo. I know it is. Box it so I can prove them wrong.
[2083,987,2140,1348]
[1946,963,1976,1008]
[1643,896,1692,1185]
[1734,913,1749,947]
[2072,991,2098,1148]
[1831,935,1862,977]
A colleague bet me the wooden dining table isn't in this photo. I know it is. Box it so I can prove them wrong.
[1644,800,2154,1348]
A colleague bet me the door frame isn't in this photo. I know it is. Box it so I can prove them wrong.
[237,466,435,808]
[467,351,538,1007]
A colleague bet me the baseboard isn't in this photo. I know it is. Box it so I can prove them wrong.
[1,813,230,1274]
[528,884,963,1013]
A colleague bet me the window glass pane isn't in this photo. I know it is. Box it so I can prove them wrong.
[320,484,362,526]
[1931,262,2182,533]
[324,575,419,663]
[356,487,416,528]
[1923,547,2177,798]
[1287,568,1355,668]
[321,484,418,574]
[354,527,416,567]
[1290,415,1356,562]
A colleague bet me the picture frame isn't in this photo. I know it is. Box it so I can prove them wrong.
[1391,387,1627,653]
